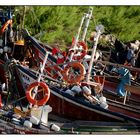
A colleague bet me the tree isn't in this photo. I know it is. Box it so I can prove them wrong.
[12,6,140,49]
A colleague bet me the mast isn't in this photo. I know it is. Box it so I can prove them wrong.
[69,13,86,61]
[81,7,93,42]
[69,7,93,61]
[86,25,104,82]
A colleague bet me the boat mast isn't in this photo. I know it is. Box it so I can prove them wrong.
[69,7,93,61]
[86,25,104,82]
[81,7,93,42]
[31,52,49,102]
[69,13,86,61]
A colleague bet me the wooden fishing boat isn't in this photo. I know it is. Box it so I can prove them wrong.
[0,20,140,124]
[1,52,140,123]
[0,57,139,123]
[14,28,140,123]
[13,64,140,123]
[3,6,138,133]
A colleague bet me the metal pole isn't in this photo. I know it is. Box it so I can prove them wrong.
[37,52,49,82]
[123,91,127,105]
[86,25,104,82]
[81,7,93,42]
[32,52,49,100]
[69,13,86,61]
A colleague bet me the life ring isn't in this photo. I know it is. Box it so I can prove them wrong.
[0,19,12,34]
[26,82,50,106]
[72,41,88,60]
[62,62,85,84]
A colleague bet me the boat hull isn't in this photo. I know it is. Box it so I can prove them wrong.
[1,61,140,123]
[48,89,121,122]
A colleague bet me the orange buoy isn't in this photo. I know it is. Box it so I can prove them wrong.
[62,62,85,84]
[26,82,50,106]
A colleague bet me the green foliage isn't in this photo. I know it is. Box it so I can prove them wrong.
[14,6,140,49]
[92,6,140,42]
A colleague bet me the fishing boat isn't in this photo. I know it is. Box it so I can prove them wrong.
[1,28,140,124]
[1,60,139,123]
[20,26,139,122]
[0,7,140,125]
